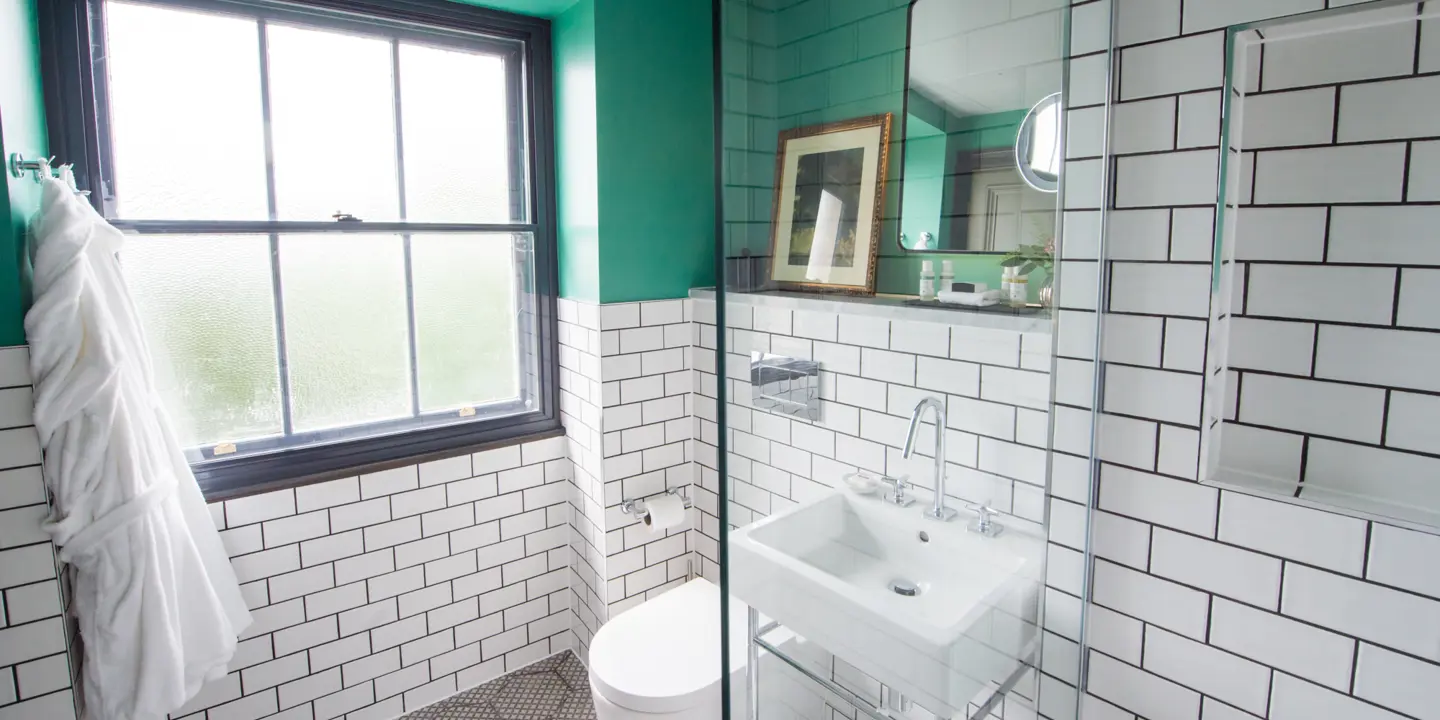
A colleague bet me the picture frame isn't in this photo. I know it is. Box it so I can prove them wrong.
[768,113,892,295]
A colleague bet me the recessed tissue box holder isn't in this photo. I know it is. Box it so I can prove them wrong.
[750,351,821,421]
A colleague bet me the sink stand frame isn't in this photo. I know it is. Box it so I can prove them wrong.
[744,608,1032,720]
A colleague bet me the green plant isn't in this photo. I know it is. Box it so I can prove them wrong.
[1000,215,1056,276]
[999,241,1053,276]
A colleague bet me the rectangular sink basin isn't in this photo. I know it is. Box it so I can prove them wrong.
[730,490,1044,716]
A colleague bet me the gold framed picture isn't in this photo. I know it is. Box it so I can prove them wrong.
[768,113,892,295]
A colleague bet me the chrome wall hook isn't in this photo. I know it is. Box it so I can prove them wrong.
[9,153,55,184]
[8,153,90,196]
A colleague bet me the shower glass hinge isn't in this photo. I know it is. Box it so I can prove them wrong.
[878,684,912,716]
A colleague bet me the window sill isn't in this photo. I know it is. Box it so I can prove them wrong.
[202,423,566,503]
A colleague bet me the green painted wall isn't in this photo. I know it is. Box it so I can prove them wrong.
[0,0,46,348]
[593,0,716,303]
[718,0,783,274]
[554,0,716,304]
[945,108,1027,152]
[902,105,1026,252]
[899,112,944,252]
[554,0,602,302]
[454,0,579,17]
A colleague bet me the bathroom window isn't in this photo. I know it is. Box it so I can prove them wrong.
[40,0,560,497]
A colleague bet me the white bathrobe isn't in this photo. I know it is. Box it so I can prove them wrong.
[25,168,251,720]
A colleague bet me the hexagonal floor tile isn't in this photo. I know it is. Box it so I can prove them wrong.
[487,671,571,720]
[402,650,595,720]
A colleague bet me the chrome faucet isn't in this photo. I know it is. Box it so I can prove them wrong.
[902,396,958,521]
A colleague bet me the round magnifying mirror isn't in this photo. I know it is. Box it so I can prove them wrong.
[1015,92,1062,193]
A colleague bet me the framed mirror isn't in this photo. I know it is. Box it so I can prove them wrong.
[897,0,1064,254]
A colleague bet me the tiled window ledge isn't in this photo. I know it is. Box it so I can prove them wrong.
[690,288,1052,334]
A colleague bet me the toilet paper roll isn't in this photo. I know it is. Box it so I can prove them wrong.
[642,493,687,534]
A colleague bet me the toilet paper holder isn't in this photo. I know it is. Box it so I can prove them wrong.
[621,487,693,516]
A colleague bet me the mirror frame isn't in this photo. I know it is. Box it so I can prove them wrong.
[1015,92,1062,194]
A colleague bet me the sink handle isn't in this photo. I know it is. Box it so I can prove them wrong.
[880,474,909,490]
[965,501,1005,537]
[880,474,916,507]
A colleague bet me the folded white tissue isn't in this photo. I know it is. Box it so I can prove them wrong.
[936,289,1002,306]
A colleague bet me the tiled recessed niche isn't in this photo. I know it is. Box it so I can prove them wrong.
[1202,0,1440,530]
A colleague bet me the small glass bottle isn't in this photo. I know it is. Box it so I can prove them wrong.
[919,260,936,301]
[939,260,954,293]
[1009,271,1029,306]
[1001,267,1015,299]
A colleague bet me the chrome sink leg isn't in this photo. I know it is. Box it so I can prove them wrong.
[748,606,760,720]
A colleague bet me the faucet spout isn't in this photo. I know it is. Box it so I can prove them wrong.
[903,396,957,521]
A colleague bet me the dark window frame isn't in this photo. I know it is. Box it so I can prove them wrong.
[38,0,562,501]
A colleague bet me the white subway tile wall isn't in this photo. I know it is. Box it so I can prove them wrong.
[691,295,1061,716]
[1047,13,1114,716]
[0,351,78,720]
[691,297,1052,544]
[557,298,695,656]
[1082,2,1440,719]
[1205,6,1440,521]
[1,291,700,720]
[168,434,575,720]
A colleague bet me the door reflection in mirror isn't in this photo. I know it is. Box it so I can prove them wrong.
[899,0,1066,254]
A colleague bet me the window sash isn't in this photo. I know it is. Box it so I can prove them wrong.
[117,227,541,458]
[109,220,538,234]
[40,0,563,499]
[94,0,532,225]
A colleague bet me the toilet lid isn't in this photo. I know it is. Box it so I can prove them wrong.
[589,578,747,714]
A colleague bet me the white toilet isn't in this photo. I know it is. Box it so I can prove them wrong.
[588,578,748,720]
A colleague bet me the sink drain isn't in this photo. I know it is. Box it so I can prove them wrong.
[889,579,921,597]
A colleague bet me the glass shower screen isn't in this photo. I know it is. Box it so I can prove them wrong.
[709,1,1103,719]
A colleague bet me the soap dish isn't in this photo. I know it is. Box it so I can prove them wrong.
[843,471,883,495]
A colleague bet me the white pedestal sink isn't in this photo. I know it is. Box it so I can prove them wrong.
[729,488,1044,717]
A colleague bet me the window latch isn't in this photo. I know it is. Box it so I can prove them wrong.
[331,210,362,222]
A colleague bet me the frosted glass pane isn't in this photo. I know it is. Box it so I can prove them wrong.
[411,234,519,411]
[400,44,517,222]
[268,25,399,221]
[105,2,268,219]
[120,236,282,447]
[280,235,411,431]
